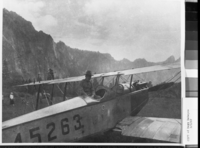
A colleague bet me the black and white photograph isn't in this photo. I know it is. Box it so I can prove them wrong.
[2,0,183,143]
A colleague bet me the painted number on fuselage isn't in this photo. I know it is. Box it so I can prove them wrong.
[29,127,42,142]
[13,114,83,142]
[73,114,83,130]
[61,118,70,135]
[46,122,57,141]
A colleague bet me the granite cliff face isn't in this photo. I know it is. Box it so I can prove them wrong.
[3,9,178,83]
[3,9,72,80]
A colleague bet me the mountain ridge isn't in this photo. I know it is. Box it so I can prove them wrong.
[3,8,178,83]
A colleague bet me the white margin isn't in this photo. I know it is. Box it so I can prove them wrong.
[181,0,186,145]
[0,0,3,144]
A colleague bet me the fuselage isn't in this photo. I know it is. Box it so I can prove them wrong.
[2,83,149,143]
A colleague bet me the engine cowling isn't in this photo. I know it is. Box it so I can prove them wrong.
[115,83,136,94]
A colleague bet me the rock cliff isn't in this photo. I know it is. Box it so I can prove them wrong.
[2,9,178,84]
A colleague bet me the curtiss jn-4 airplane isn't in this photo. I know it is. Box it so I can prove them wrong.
[2,62,181,143]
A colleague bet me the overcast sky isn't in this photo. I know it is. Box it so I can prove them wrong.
[3,0,182,62]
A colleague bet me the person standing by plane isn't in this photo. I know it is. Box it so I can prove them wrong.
[47,68,54,80]
[80,70,101,100]
[9,92,15,106]
[37,73,42,82]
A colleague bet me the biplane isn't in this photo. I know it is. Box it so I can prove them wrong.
[2,62,181,143]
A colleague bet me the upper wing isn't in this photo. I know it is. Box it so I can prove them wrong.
[16,79,57,86]
[50,62,180,84]
[114,116,181,143]
[16,62,180,86]
[122,62,180,76]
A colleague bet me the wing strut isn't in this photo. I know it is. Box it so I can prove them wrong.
[63,83,67,101]
[50,84,54,105]
[115,75,121,86]
[56,84,64,94]
[100,77,104,85]
[165,71,181,83]
[159,71,181,90]
[129,74,133,91]
[43,90,50,106]
[35,85,41,110]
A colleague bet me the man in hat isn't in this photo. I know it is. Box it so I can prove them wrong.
[80,70,101,100]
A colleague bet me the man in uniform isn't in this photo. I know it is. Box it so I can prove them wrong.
[80,70,101,100]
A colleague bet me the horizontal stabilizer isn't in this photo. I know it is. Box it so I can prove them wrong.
[114,116,181,143]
